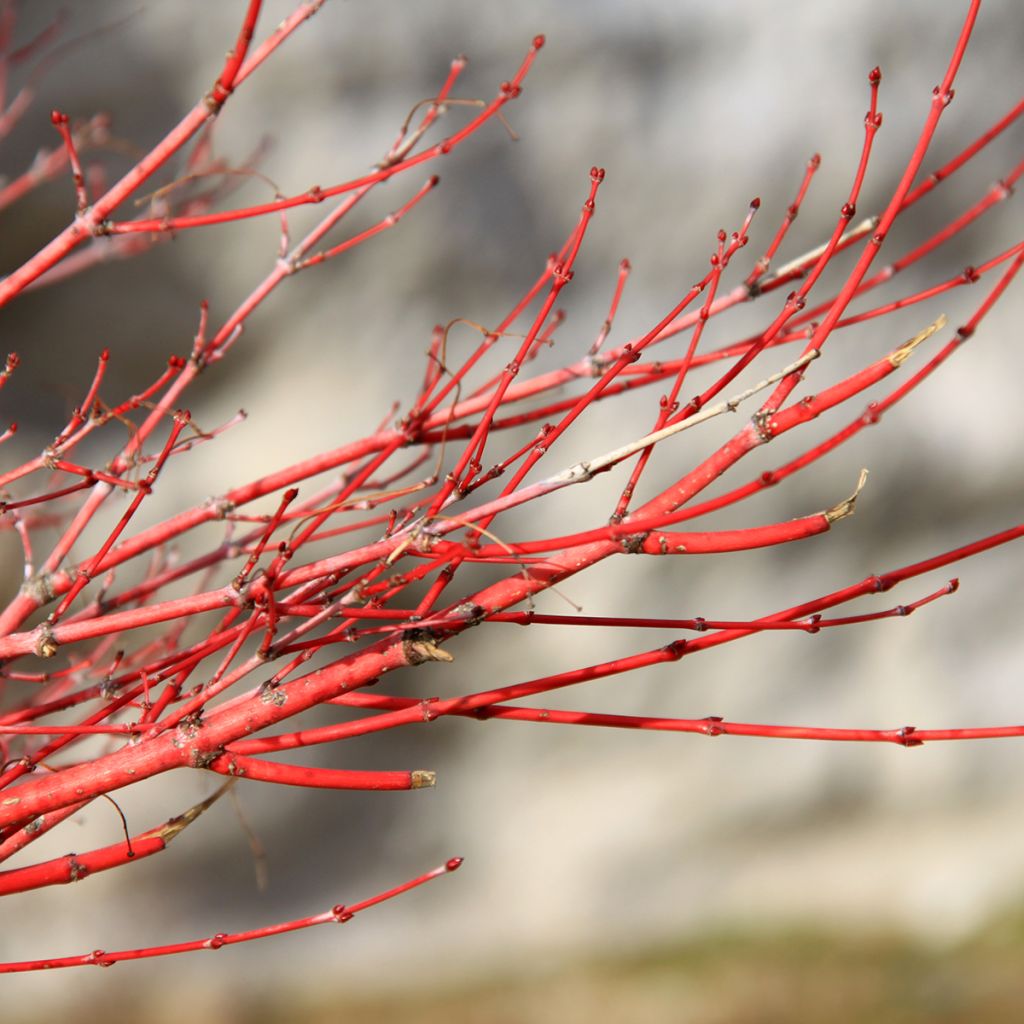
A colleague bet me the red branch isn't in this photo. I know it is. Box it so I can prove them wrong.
[0,0,1017,974]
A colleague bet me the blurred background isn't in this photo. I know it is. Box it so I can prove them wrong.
[1,1,1022,1020]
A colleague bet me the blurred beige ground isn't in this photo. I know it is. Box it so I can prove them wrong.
[31,912,1024,1024]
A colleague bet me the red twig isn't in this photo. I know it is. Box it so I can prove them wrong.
[0,856,462,972]
[0,0,1017,972]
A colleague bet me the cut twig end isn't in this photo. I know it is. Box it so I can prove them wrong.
[889,314,946,366]
[157,780,234,844]
[404,635,454,665]
[825,468,869,523]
